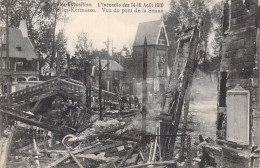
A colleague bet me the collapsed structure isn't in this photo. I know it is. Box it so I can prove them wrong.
[203,0,260,167]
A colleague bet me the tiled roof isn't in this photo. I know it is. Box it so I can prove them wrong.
[133,20,162,46]
[101,59,124,71]
[0,27,38,60]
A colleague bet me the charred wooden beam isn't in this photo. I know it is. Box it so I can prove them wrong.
[125,160,177,168]
[0,109,75,135]
[47,141,126,168]
[117,139,143,168]
[169,25,200,159]
[142,37,148,133]
[100,133,141,142]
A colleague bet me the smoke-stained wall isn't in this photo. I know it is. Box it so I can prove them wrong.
[218,0,260,146]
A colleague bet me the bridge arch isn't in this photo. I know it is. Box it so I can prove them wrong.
[28,76,38,81]
[17,77,27,82]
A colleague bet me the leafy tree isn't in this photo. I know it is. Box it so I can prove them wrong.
[56,29,68,71]
[0,0,69,77]
[70,32,94,81]
[164,0,212,69]
[198,1,224,77]
[164,0,225,79]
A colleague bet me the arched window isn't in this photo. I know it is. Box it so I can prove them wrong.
[28,77,37,81]
[17,77,26,82]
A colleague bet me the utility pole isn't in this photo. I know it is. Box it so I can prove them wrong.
[0,28,2,70]
[111,40,113,57]
[98,54,103,120]
[111,40,116,58]
[142,37,148,133]
[104,37,110,91]
[104,37,110,56]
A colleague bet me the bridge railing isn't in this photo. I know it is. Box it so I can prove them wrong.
[59,79,83,93]
[64,78,117,97]
[0,77,119,105]
[0,78,59,104]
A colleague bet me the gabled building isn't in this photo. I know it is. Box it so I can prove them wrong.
[94,59,126,93]
[0,20,39,95]
[132,20,169,96]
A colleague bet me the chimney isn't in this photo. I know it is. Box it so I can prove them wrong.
[19,20,28,38]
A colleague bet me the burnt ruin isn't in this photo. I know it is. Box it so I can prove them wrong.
[203,0,260,167]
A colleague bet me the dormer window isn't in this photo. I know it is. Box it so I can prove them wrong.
[158,27,167,45]
[16,46,22,51]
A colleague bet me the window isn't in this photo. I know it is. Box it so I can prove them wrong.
[16,46,22,51]
[28,77,37,81]
[157,56,166,76]
[1,59,6,69]
[158,27,167,45]
[17,77,26,82]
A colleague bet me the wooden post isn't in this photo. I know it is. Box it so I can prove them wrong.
[56,51,61,77]
[82,59,87,108]
[99,54,103,120]
[142,37,148,133]
[186,135,192,167]
[66,53,71,79]
[86,61,92,109]
[180,76,193,160]
[0,28,2,70]
[0,113,2,138]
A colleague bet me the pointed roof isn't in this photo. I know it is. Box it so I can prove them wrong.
[133,20,169,47]
[0,27,38,60]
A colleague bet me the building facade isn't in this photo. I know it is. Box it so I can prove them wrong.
[94,59,126,93]
[132,20,169,96]
[0,20,39,95]
[203,0,260,167]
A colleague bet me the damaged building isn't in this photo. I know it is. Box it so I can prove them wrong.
[203,0,260,167]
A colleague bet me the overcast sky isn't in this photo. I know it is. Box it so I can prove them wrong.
[61,0,171,54]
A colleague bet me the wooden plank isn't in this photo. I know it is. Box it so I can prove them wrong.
[164,25,201,160]
[226,91,249,145]
[0,109,74,134]
[0,130,13,168]
[124,160,176,168]
[117,139,143,168]
[47,141,126,168]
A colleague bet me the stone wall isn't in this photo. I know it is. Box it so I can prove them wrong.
[218,0,260,146]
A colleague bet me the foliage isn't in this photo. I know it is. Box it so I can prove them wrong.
[164,0,223,75]
[0,0,69,74]
[70,32,94,81]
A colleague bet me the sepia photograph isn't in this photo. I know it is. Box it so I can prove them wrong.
[0,0,260,167]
